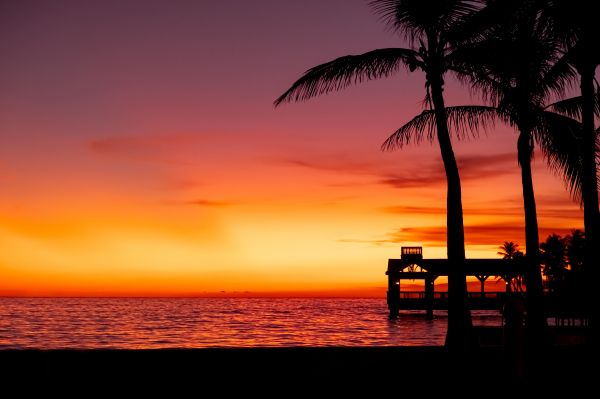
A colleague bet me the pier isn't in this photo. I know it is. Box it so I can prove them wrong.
[386,246,526,318]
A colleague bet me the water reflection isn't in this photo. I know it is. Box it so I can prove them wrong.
[0,298,501,349]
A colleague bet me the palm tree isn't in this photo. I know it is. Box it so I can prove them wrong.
[384,1,582,344]
[498,241,522,259]
[542,0,600,332]
[544,0,600,280]
[540,233,568,293]
[565,229,585,274]
[498,241,525,292]
[274,0,486,348]
[463,2,580,342]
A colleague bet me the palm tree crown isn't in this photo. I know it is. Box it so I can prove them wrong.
[275,0,489,349]
[384,1,585,344]
[498,241,523,260]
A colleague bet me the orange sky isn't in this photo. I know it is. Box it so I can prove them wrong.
[0,1,584,297]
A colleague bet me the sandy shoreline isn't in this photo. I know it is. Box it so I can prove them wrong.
[1,344,594,395]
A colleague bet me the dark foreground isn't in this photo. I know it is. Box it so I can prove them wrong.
[1,344,595,396]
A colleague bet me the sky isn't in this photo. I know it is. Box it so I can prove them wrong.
[0,0,584,296]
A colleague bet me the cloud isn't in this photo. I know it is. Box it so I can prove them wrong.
[391,224,579,246]
[341,223,582,248]
[379,204,581,220]
[284,151,517,189]
[459,152,516,171]
[183,199,232,207]
[532,194,582,209]
[160,198,235,207]
[89,134,201,165]
[379,152,516,189]
[282,158,377,174]
[380,205,447,215]
[164,179,203,190]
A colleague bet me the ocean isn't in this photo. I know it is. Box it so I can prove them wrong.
[0,297,502,349]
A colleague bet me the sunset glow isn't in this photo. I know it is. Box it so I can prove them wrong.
[0,0,584,297]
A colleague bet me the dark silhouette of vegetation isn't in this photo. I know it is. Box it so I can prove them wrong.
[541,1,600,332]
[275,0,595,351]
[455,1,576,344]
[498,241,524,260]
[499,232,589,327]
[540,230,587,292]
[543,0,600,292]
[497,241,524,292]
[539,230,590,329]
[275,0,491,349]
[566,229,585,274]
[540,234,568,292]
[385,1,589,346]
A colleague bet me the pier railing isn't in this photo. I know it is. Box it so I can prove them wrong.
[397,292,516,300]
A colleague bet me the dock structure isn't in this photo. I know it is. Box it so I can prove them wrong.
[386,246,526,318]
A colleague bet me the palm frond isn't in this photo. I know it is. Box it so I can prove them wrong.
[381,110,437,151]
[369,0,480,42]
[546,94,600,120]
[444,0,514,45]
[381,105,506,151]
[533,111,584,201]
[597,126,600,186]
[449,39,509,106]
[274,48,419,106]
[537,54,577,101]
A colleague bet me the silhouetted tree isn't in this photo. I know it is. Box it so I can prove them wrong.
[384,1,586,345]
[275,0,489,348]
[540,233,568,293]
[498,241,523,259]
[497,241,524,292]
[543,0,600,287]
[384,1,596,348]
[542,1,600,334]
[459,6,573,343]
[565,229,585,274]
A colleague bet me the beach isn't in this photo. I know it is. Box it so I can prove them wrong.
[1,298,593,395]
[2,343,594,396]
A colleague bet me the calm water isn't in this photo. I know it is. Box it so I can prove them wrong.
[0,298,501,349]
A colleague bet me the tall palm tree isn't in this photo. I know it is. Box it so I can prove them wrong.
[544,0,600,278]
[384,1,581,344]
[542,0,600,332]
[275,0,486,348]
[450,2,574,344]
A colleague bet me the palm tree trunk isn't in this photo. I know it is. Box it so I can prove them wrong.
[429,80,474,349]
[517,131,548,345]
[579,66,599,331]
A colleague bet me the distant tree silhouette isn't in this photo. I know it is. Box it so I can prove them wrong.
[565,229,585,274]
[498,241,523,260]
[540,233,568,293]
[275,0,491,349]
[497,241,524,292]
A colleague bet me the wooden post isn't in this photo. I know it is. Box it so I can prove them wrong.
[387,274,400,318]
[505,276,512,293]
[475,274,488,296]
[425,275,434,320]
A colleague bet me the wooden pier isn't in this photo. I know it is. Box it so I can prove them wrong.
[386,246,526,318]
